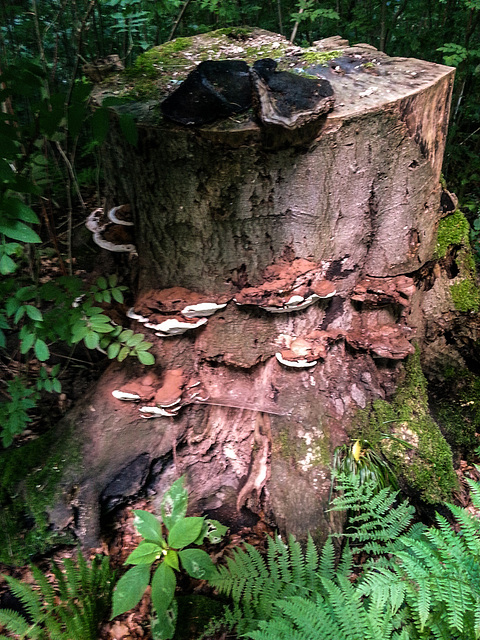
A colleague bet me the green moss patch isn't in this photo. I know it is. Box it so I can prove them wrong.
[355,349,457,503]
[450,277,480,312]
[0,427,78,565]
[301,49,343,65]
[434,210,469,259]
[433,369,480,456]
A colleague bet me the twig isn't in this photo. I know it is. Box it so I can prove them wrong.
[289,4,305,43]
[168,0,193,41]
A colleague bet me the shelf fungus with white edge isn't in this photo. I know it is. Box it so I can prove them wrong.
[275,330,345,368]
[107,204,134,226]
[181,302,227,318]
[234,257,336,312]
[148,317,208,337]
[85,205,137,254]
[112,369,209,419]
[275,352,318,368]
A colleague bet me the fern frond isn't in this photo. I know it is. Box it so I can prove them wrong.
[2,575,43,625]
[0,608,39,638]
[318,536,335,580]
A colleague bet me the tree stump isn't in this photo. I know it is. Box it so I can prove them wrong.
[51,29,459,547]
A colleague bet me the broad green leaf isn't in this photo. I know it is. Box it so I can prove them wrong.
[125,542,162,565]
[97,276,107,290]
[0,254,16,274]
[204,519,228,544]
[133,509,164,544]
[126,333,145,347]
[164,550,179,571]
[25,305,42,321]
[135,340,152,351]
[108,342,121,359]
[84,331,100,350]
[13,305,26,324]
[108,274,118,287]
[119,329,134,341]
[178,549,215,579]
[52,379,62,393]
[90,323,114,333]
[0,220,41,243]
[112,287,124,303]
[151,562,176,614]
[137,350,155,365]
[118,345,130,361]
[151,599,177,640]
[168,517,205,550]
[111,564,150,619]
[20,331,36,354]
[161,476,188,530]
[34,338,50,362]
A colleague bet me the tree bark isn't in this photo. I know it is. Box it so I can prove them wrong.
[50,29,459,548]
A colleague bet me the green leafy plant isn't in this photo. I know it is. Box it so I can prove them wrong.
[332,437,408,491]
[0,377,37,448]
[0,551,116,640]
[111,475,227,639]
[209,469,480,640]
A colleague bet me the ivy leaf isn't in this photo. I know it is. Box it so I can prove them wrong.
[161,476,188,531]
[125,542,162,565]
[133,510,164,545]
[111,564,151,619]
[178,549,215,579]
[151,562,176,614]
[168,517,205,550]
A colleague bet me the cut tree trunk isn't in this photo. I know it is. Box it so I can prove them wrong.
[50,29,457,548]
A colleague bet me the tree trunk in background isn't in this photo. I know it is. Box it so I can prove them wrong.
[50,29,459,547]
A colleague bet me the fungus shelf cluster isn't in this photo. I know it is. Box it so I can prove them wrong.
[86,205,136,253]
[112,370,207,418]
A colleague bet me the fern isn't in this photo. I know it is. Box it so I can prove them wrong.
[330,472,416,556]
[0,552,116,640]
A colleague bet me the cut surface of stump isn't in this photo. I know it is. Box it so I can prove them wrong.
[49,29,458,548]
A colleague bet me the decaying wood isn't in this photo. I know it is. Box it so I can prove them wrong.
[49,29,458,547]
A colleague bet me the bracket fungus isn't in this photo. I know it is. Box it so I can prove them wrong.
[275,330,345,367]
[85,206,136,253]
[234,258,335,312]
[112,370,208,418]
[128,287,229,335]
[346,322,415,360]
[351,275,416,308]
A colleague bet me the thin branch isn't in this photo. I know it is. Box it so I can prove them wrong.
[168,0,193,41]
[289,4,305,43]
